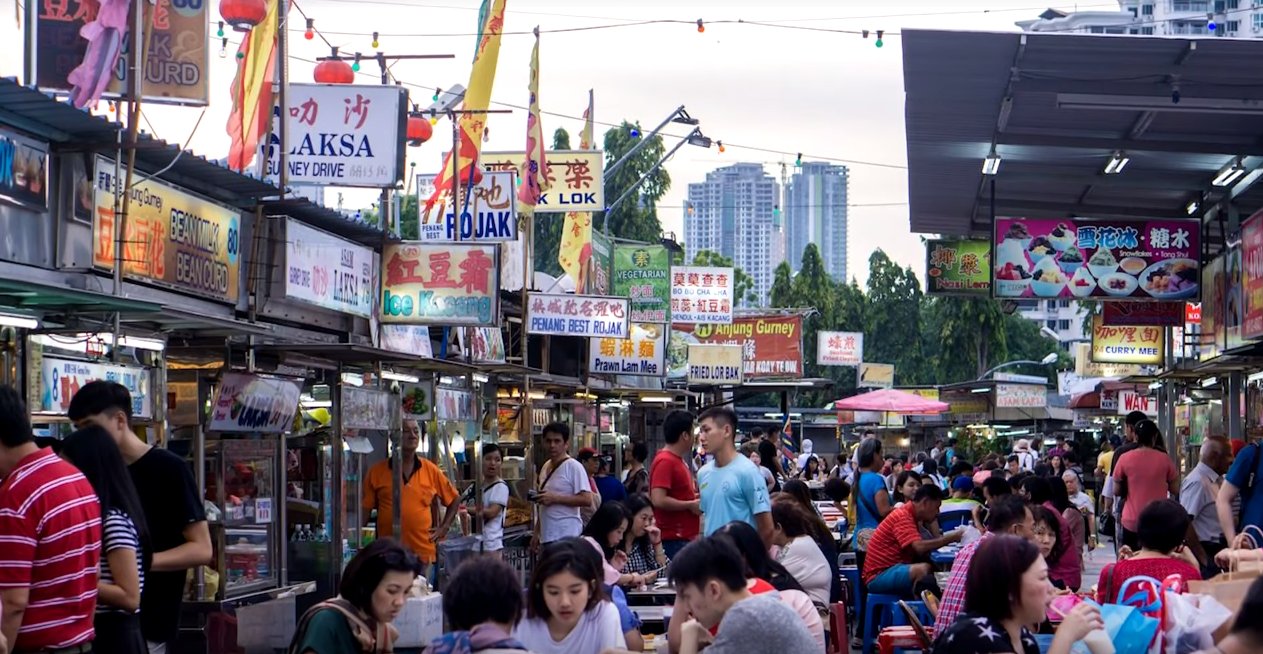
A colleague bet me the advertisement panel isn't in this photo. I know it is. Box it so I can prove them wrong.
[612,244,670,323]
[994,383,1047,409]
[483,150,604,212]
[285,219,374,317]
[208,373,303,433]
[416,170,518,242]
[687,344,743,385]
[526,293,629,338]
[667,316,803,380]
[1117,390,1157,417]
[263,84,406,188]
[457,327,506,364]
[0,129,48,210]
[1226,244,1249,350]
[818,331,863,366]
[1202,256,1225,360]
[858,362,895,389]
[93,157,241,303]
[1102,302,1184,327]
[670,266,734,324]
[35,0,210,105]
[380,243,499,326]
[38,357,151,419]
[341,387,394,431]
[1090,314,1164,365]
[590,231,612,295]
[1244,209,1263,340]
[590,323,667,377]
[926,239,991,295]
[380,325,433,358]
[993,218,1200,301]
[1187,303,1202,325]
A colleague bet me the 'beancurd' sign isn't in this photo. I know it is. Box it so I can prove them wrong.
[670,266,734,324]
[526,293,629,338]
[1090,314,1165,365]
[589,323,666,377]
[687,344,743,385]
[380,243,499,326]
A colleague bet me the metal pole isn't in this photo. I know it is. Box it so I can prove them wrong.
[23,0,35,87]
[605,131,693,218]
[604,105,684,180]
[277,0,289,196]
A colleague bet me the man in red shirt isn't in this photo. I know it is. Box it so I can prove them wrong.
[862,484,961,598]
[650,410,701,559]
[0,385,102,652]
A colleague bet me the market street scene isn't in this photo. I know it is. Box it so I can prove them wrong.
[2,1,1263,653]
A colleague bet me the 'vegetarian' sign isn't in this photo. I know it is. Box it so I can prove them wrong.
[526,293,629,338]
[417,170,519,242]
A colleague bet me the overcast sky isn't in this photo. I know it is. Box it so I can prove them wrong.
[0,1,1119,287]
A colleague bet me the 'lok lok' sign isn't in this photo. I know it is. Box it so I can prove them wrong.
[483,150,604,212]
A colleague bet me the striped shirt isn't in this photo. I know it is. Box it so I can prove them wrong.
[0,448,102,650]
[99,508,144,614]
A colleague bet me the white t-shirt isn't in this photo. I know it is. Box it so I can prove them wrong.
[775,535,832,606]
[514,600,624,654]
[481,479,510,551]
[539,457,591,543]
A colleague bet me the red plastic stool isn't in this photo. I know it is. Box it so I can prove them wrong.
[878,625,923,654]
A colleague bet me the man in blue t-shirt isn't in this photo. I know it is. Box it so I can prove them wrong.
[1218,439,1263,546]
[697,407,773,546]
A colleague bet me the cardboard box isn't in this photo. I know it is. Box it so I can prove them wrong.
[394,593,444,648]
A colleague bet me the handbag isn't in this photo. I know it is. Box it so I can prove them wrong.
[1186,525,1263,614]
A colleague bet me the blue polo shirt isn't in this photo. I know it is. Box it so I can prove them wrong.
[1226,443,1263,536]
[698,455,771,536]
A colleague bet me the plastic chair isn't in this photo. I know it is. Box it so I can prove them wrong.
[920,590,939,619]
[896,600,934,647]
[863,593,902,654]
[828,602,848,654]
[876,626,922,654]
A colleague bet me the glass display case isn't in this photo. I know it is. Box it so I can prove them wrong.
[205,437,280,598]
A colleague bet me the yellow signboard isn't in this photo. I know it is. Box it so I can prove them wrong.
[1072,342,1141,378]
[687,344,743,385]
[1090,314,1165,365]
[483,150,604,212]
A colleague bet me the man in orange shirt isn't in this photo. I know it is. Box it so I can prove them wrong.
[363,419,460,577]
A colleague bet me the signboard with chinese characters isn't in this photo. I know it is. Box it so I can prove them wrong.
[526,293,630,338]
[590,230,612,295]
[93,157,241,303]
[1102,302,1184,327]
[285,219,374,317]
[38,358,152,419]
[483,150,604,212]
[670,266,734,324]
[1244,209,1263,340]
[35,0,210,105]
[0,129,48,210]
[341,386,394,431]
[858,362,895,389]
[1090,314,1165,365]
[263,84,406,188]
[926,239,990,295]
[590,323,666,377]
[380,325,433,358]
[668,316,803,380]
[612,244,670,323]
[993,218,1200,301]
[416,170,518,242]
[208,373,303,433]
[686,344,743,386]
[380,243,499,326]
[994,383,1047,409]
[818,331,864,366]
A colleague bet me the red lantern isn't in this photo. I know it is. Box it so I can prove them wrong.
[220,0,267,31]
[406,116,432,146]
[313,58,355,85]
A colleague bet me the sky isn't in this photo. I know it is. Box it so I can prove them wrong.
[0,0,1120,288]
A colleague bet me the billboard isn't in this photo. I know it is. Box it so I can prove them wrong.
[926,239,990,295]
[668,316,803,380]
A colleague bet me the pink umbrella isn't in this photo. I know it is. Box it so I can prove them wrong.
[832,388,949,415]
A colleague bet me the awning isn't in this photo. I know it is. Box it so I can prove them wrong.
[0,278,161,315]
[254,342,481,374]
[263,198,389,247]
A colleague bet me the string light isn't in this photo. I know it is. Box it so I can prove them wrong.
[629,128,640,138]
[305,18,314,40]
[433,88,440,102]
[236,51,245,60]
[875,29,884,47]
[217,21,225,38]
[717,140,725,153]
[696,18,704,33]
[219,37,228,58]
[795,153,802,167]
[372,31,380,48]
[351,52,361,72]
[483,127,490,143]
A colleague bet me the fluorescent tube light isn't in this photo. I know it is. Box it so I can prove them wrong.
[641,395,674,403]
[970,387,991,394]
[1185,200,1200,215]
[1103,152,1129,175]
[1212,160,1246,187]
[0,313,39,329]
[301,400,332,409]
[382,370,420,384]
[114,335,166,352]
[472,373,490,384]
[982,151,1001,176]
[1057,93,1263,115]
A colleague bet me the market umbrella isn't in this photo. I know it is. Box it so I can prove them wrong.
[832,388,949,415]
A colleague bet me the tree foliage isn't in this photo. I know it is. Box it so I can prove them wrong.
[865,250,928,385]
[692,250,756,304]
[600,121,669,243]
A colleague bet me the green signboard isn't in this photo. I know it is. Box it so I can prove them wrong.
[591,231,612,295]
[612,244,670,323]
[926,239,991,296]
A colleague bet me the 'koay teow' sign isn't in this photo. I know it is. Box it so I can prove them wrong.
[285,219,375,318]
[526,293,630,338]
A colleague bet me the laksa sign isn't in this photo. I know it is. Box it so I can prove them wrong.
[285,219,374,318]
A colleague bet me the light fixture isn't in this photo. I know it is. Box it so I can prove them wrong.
[113,335,166,352]
[672,107,699,125]
[382,370,420,384]
[1056,93,1263,115]
[472,373,490,384]
[1212,158,1246,187]
[0,313,39,329]
[1103,151,1129,174]
[1202,376,1220,388]
[301,400,333,409]
[641,395,674,403]
[982,149,1001,176]
[1040,352,1059,365]
[528,390,547,400]
[340,373,365,387]
[970,387,992,394]
[1185,199,1200,215]
[439,376,457,386]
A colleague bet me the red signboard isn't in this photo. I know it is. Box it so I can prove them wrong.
[1243,209,1263,340]
[1102,302,1185,327]
[668,315,803,379]
[1186,303,1202,325]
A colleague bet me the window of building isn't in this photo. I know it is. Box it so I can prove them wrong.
[1046,320,1057,331]
[1228,20,1240,31]
[1058,320,1071,331]
[1141,26,1155,33]
[1142,2,1154,11]
[1228,0,1240,8]
[1255,11,1263,28]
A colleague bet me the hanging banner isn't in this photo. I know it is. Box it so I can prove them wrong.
[416,170,518,242]
[668,316,803,379]
[380,243,499,326]
[457,327,506,364]
[590,230,612,295]
[483,150,604,211]
[858,362,895,389]
[1226,244,1249,350]
[285,219,374,317]
[263,84,406,188]
[1090,314,1164,365]
[1244,209,1263,340]
[526,293,629,338]
[208,373,303,433]
[993,217,1200,301]
[686,344,743,386]
[341,386,394,431]
[612,244,670,323]
[670,266,734,324]
[994,383,1047,409]
[1202,256,1225,360]
[34,0,210,106]
[0,129,49,211]
[818,331,864,366]
[380,325,433,358]
[1102,302,1184,327]
[590,323,666,377]
[38,357,152,419]
[93,156,241,303]
[926,239,991,296]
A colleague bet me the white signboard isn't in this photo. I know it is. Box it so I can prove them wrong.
[994,383,1047,409]
[341,386,394,431]
[482,150,605,212]
[818,331,863,366]
[415,174,436,201]
[263,84,406,188]
[209,373,303,433]
[39,358,153,419]
[589,323,667,377]
[670,266,734,324]
[417,170,518,242]
[858,362,895,389]
[526,293,630,338]
[380,325,433,358]
[1117,390,1157,416]
[285,219,375,317]
[687,344,743,385]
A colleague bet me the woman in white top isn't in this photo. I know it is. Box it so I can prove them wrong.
[769,499,833,606]
[514,538,624,654]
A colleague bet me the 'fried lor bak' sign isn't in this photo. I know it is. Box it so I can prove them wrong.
[483,150,604,212]
[380,243,499,326]
[526,293,630,338]
[1090,314,1165,365]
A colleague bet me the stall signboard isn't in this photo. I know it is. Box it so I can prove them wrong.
[263,84,406,188]
[208,373,302,433]
[1201,256,1225,360]
[380,243,499,326]
[993,217,1200,301]
[1090,314,1164,365]
[1117,390,1157,417]
[39,358,151,419]
[435,387,475,422]
[285,219,374,317]
[590,323,667,377]
[416,171,518,242]
[818,331,863,366]
[926,239,991,295]
[457,327,506,364]
[1226,244,1249,350]
[612,244,670,322]
[858,362,895,389]
[167,381,200,426]
[526,293,629,338]
[590,231,612,295]
[1102,302,1184,327]
[668,316,803,380]
[0,129,48,210]
[93,157,241,303]
[35,0,210,105]
[341,387,394,431]
[483,150,604,212]
[670,266,734,324]
[1244,209,1263,340]
[1187,303,1202,325]
[994,383,1047,409]
[686,344,743,386]
[380,325,433,358]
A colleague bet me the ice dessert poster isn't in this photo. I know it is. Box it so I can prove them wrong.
[993,218,1201,301]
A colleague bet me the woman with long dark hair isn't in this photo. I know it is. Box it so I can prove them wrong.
[514,538,623,653]
[1047,477,1084,572]
[61,426,151,654]
[582,501,650,588]
[620,495,668,577]
[1112,419,1178,550]
[757,439,783,492]
[1022,476,1080,591]
[851,438,892,555]
[770,498,834,606]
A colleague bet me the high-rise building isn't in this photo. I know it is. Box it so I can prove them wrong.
[785,162,849,281]
[1020,2,1256,37]
[684,163,778,306]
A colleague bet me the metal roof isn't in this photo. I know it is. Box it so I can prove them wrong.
[902,30,1263,238]
[262,197,389,247]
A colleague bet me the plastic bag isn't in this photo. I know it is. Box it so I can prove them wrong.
[1162,591,1233,654]
[1102,602,1160,654]
[959,524,982,545]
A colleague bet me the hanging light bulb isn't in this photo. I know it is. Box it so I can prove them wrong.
[696,18,704,33]
[236,51,245,60]
[875,30,884,48]
[862,29,870,39]
[429,115,439,126]
[351,52,361,72]
[304,18,314,40]
[217,21,225,38]
[372,31,380,48]
[717,140,725,153]
[433,87,441,102]
[795,153,802,167]
[483,127,490,143]
[219,37,228,57]
[630,128,640,138]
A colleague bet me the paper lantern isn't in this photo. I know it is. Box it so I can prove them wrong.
[219,0,267,31]
[406,115,432,146]
[313,58,355,84]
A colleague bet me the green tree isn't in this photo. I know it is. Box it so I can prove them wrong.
[599,122,669,242]
[398,193,419,240]
[769,262,793,308]
[1001,313,1063,382]
[530,129,572,277]
[865,249,927,385]
[924,296,1009,383]
[692,250,756,305]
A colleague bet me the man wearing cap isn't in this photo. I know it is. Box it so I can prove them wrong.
[577,447,604,524]
[939,476,982,531]
[593,453,626,505]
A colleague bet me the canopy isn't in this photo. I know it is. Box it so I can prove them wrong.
[832,388,949,415]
